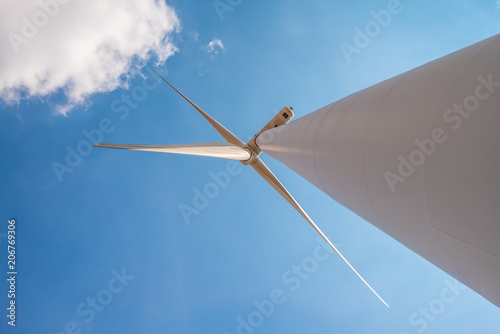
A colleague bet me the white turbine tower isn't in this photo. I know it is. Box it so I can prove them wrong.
[95,33,500,308]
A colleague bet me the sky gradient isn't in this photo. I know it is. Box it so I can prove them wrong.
[1,0,500,333]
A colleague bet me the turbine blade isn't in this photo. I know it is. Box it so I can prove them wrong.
[250,158,389,307]
[94,142,251,161]
[150,67,246,148]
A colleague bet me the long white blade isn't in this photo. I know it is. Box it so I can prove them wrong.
[251,158,389,307]
[150,68,246,148]
[93,142,251,160]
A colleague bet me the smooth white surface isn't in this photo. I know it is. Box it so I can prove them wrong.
[258,34,500,308]
[94,142,251,160]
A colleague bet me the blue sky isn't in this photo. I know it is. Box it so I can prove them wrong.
[1,0,500,333]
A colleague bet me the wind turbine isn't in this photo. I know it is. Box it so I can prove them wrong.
[95,33,500,309]
[94,68,389,307]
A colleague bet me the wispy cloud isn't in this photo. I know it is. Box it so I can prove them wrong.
[199,38,225,76]
[0,0,180,115]
[204,38,225,57]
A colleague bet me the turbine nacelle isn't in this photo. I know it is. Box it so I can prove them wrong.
[243,106,294,166]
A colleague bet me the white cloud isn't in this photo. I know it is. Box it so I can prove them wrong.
[204,38,224,56]
[198,38,224,76]
[0,0,180,115]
